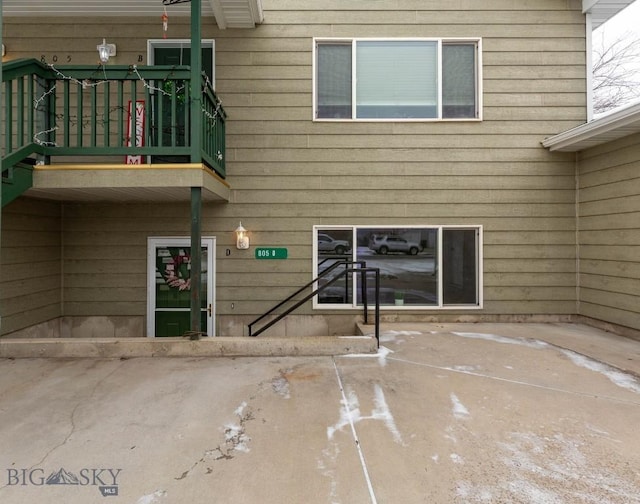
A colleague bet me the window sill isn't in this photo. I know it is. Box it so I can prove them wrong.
[312,117,483,123]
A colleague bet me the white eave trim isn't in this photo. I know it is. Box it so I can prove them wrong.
[542,101,640,152]
[210,0,263,29]
[583,0,635,30]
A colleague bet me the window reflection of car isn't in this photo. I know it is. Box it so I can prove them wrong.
[369,235,420,255]
[318,233,351,255]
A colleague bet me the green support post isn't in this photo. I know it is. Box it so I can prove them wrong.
[0,0,4,334]
[189,0,203,338]
[190,187,202,339]
[191,0,203,164]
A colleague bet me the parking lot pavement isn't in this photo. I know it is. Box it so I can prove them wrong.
[0,323,639,503]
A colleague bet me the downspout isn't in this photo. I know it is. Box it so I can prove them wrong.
[575,152,581,320]
[189,0,203,338]
[60,203,64,331]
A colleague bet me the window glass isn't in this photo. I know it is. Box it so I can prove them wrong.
[315,229,354,304]
[442,44,476,118]
[356,41,437,119]
[317,43,352,119]
[443,229,478,304]
[357,228,438,305]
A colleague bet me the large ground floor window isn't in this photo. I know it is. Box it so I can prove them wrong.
[313,226,482,309]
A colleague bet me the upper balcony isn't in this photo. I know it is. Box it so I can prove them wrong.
[1,58,228,206]
[0,0,265,207]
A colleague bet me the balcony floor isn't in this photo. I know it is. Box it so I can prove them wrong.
[25,163,230,202]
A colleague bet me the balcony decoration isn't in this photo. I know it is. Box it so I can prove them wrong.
[235,222,250,250]
[162,7,169,38]
[163,249,191,291]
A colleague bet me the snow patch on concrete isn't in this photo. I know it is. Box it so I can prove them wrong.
[317,443,341,504]
[342,345,393,366]
[456,481,493,502]
[224,402,251,453]
[327,385,404,444]
[327,387,359,441]
[137,490,167,504]
[451,365,479,372]
[448,331,640,395]
[379,330,420,343]
[450,393,470,420]
[458,429,640,502]
[560,350,640,394]
[450,453,464,464]
[372,384,404,444]
[272,375,291,399]
[451,331,549,349]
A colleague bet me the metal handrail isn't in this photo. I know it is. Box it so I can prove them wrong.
[248,259,353,334]
[248,260,380,346]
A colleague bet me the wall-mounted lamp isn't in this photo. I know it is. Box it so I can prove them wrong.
[235,222,250,250]
[97,39,117,63]
[2,44,5,57]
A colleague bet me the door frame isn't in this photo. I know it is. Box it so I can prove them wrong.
[146,236,216,337]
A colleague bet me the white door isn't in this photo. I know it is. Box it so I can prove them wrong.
[147,237,215,337]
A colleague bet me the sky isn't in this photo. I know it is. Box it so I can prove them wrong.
[592,0,640,112]
[594,0,640,41]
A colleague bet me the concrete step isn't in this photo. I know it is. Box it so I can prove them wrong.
[0,335,378,359]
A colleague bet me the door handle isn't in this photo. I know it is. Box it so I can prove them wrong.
[208,304,212,317]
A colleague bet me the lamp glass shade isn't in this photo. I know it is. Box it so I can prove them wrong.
[235,223,249,249]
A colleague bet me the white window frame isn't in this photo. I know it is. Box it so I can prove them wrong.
[312,37,482,122]
[147,39,216,88]
[312,225,483,310]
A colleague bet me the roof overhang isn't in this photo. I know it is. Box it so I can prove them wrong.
[542,101,640,152]
[583,0,636,30]
[209,0,263,29]
[1,0,264,29]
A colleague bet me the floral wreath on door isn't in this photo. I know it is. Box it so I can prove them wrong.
[163,248,191,291]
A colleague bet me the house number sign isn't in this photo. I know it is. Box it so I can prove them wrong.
[255,248,288,260]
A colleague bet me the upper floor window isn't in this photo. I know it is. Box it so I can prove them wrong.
[314,38,481,121]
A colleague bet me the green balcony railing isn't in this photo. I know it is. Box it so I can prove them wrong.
[1,58,226,180]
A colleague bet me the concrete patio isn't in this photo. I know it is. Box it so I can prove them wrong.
[0,322,639,503]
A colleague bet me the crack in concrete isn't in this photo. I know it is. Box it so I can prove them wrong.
[175,404,254,481]
[0,360,126,491]
[31,361,125,469]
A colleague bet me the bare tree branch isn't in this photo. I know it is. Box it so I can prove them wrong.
[593,30,640,114]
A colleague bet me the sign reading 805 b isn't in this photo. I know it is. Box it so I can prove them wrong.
[255,247,288,260]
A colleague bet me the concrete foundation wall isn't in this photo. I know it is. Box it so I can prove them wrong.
[4,316,144,339]
[8,313,625,341]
